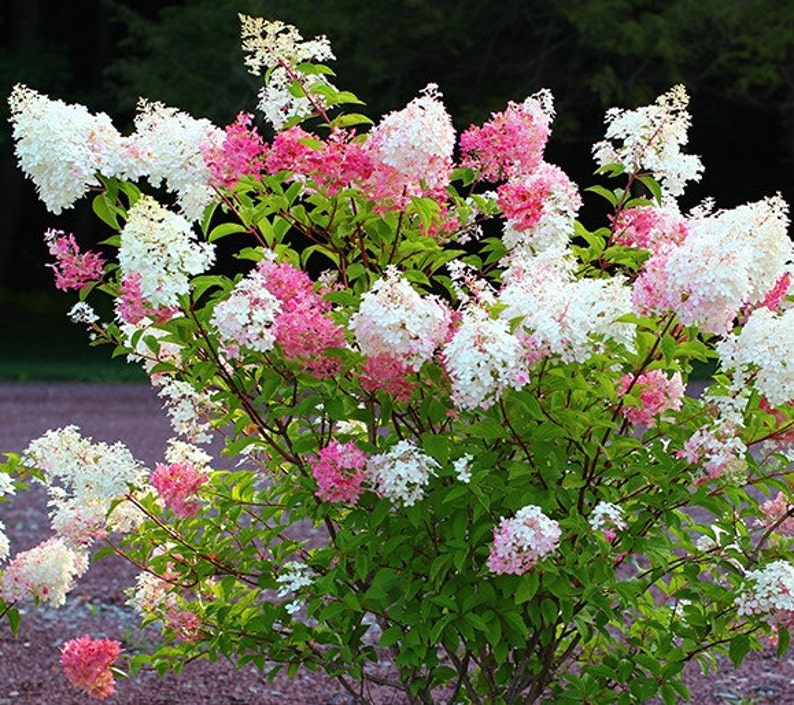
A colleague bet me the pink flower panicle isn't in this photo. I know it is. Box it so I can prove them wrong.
[497,178,549,232]
[459,91,554,181]
[202,111,268,188]
[618,369,685,427]
[310,439,368,503]
[612,206,689,254]
[44,229,105,291]
[257,259,346,378]
[61,635,122,700]
[150,461,207,518]
[487,504,561,575]
[759,492,794,535]
[267,126,373,196]
[677,424,748,486]
[359,354,418,402]
[265,125,316,175]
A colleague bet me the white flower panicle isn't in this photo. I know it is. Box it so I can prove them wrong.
[633,194,792,336]
[164,439,213,472]
[238,15,338,130]
[119,196,215,310]
[588,502,626,532]
[367,441,439,506]
[0,537,88,607]
[8,84,131,214]
[736,560,794,621]
[126,571,170,616]
[453,455,473,484]
[717,307,794,407]
[131,100,224,220]
[487,505,561,575]
[500,162,582,253]
[349,267,451,370]
[239,15,335,75]
[0,522,9,562]
[276,560,315,615]
[499,247,634,364]
[68,302,99,325]
[156,378,217,445]
[210,268,282,356]
[442,306,528,410]
[23,426,145,544]
[593,85,703,199]
[367,84,456,192]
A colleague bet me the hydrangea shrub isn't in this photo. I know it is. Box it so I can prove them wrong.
[2,14,794,705]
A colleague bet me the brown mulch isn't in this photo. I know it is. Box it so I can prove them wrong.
[0,381,792,704]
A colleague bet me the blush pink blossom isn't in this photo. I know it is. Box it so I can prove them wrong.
[759,492,794,535]
[151,461,207,518]
[61,635,122,700]
[257,260,346,378]
[202,111,268,188]
[618,369,685,427]
[487,504,561,575]
[612,206,689,254]
[359,354,418,402]
[310,439,368,503]
[44,229,105,291]
[459,91,553,181]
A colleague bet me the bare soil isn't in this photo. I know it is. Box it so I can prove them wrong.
[0,381,792,704]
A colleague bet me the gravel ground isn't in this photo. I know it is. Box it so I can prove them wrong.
[0,381,792,704]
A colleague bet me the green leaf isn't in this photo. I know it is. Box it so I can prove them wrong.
[584,184,619,207]
[330,113,374,128]
[515,572,539,604]
[209,222,248,243]
[729,634,751,667]
[778,627,791,657]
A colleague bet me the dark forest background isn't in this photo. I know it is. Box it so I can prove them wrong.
[1,0,793,295]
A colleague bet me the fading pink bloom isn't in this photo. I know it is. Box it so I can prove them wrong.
[61,635,122,700]
[116,272,179,325]
[618,369,684,427]
[257,260,346,378]
[359,354,418,402]
[612,206,689,254]
[310,439,368,503]
[759,492,794,535]
[678,424,748,486]
[202,111,267,188]
[45,229,105,291]
[151,461,207,518]
[459,91,553,181]
[164,607,202,642]
[487,504,560,575]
